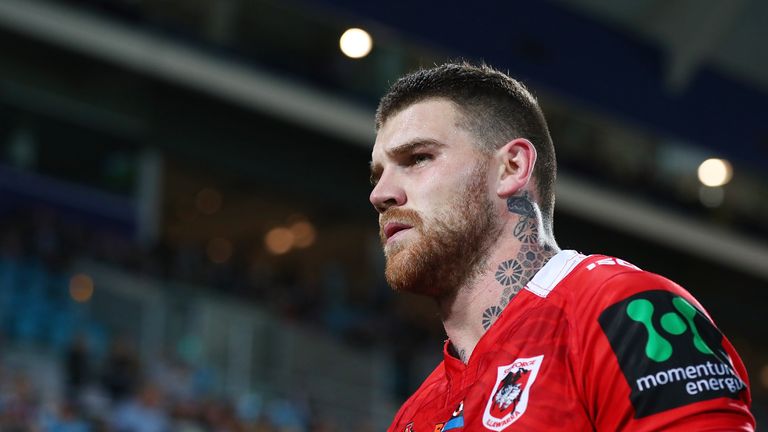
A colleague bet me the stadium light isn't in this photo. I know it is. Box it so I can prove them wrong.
[69,273,94,302]
[265,227,294,255]
[339,28,372,59]
[290,220,316,248]
[697,158,732,187]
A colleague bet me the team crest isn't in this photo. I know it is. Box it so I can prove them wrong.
[404,422,414,432]
[482,355,543,430]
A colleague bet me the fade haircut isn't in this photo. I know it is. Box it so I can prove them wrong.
[375,62,557,228]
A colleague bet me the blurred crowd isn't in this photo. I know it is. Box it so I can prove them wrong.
[0,206,411,430]
[0,336,349,431]
[0,206,407,347]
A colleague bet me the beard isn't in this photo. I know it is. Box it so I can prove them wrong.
[379,161,501,298]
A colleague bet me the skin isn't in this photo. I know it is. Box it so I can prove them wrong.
[370,98,559,364]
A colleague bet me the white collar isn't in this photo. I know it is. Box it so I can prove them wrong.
[525,250,586,298]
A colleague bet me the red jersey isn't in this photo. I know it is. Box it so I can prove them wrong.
[388,251,755,431]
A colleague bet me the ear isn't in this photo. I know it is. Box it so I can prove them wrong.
[495,138,537,198]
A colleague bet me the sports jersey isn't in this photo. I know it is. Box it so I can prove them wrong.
[387,250,755,431]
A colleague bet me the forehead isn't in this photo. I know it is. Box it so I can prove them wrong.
[372,98,470,158]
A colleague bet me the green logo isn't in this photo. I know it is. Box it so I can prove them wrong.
[626,296,713,362]
[599,290,744,418]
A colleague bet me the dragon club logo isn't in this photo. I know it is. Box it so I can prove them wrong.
[482,355,543,430]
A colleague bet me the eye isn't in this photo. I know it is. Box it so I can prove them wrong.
[410,153,432,166]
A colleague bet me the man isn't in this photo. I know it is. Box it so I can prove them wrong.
[369,62,755,431]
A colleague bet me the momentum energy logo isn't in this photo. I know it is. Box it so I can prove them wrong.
[599,290,745,418]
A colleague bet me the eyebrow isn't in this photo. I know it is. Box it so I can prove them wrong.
[369,138,446,186]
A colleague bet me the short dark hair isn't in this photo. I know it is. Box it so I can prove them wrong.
[376,62,557,226]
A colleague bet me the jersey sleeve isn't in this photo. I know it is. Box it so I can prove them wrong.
[572,267,755,431]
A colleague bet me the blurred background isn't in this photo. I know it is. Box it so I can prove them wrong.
[0,0,765,430]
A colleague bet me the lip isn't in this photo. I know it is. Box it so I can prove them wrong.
[383,222,412,240]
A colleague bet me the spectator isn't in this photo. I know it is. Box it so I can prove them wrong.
[65,335,90,402]
[42,401,90,432]
[101,336,140,403]
[110,383,170,432]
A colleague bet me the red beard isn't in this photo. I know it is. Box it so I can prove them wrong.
[379,161,500,298]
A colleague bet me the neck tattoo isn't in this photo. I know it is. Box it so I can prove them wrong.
[481,192,553,331]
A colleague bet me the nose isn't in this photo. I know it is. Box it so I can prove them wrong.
[369,171,406,213]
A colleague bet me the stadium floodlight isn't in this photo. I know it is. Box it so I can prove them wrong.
[697,158,732,187]
[69,273,94,302]
[339,28,372,59]
[265,227,294,255]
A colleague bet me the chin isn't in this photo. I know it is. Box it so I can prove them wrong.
[385,249,419,292]
[385,249,448,297]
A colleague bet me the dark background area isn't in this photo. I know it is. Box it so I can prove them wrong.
[0,0,765,430]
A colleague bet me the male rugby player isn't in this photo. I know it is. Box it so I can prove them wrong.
[369,62,754,431]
